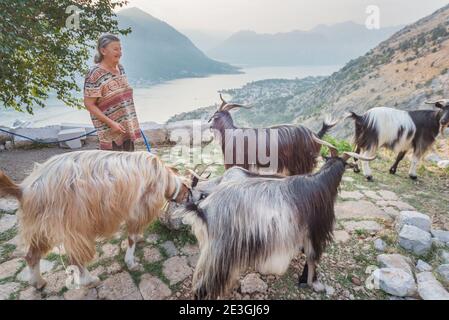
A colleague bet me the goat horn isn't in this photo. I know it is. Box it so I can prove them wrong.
[187,169,209,181]
[222,103,253,112]
[220,93,226,103]
[311,135,338,151]
[342,152,376,161]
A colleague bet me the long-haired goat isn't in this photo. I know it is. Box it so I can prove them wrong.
[178,137,376,299]
[208,94,337,175]
[347,100,449,181]
[0,150,194,289]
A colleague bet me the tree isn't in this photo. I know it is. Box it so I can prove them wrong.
[0,0,130,114]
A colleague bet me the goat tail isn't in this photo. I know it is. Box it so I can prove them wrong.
[345,111,362,123]
[0,170,22,200]
[316,116,338,138]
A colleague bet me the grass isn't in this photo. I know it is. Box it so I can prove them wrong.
[0,226,17,243]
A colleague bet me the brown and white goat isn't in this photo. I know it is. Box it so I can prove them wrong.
[347,100,449,181]
[178,137,375,299]
[208,94,336,175]
[0,150,193,289]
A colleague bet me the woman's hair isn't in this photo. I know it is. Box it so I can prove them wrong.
[94,34,120,63]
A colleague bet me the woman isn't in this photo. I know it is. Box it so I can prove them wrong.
[84,34,141,151]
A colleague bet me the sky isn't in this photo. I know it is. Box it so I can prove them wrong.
[122,0,449,33]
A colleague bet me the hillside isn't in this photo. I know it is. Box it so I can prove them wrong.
[171,4,449,138]
[116,8,239,84]
[208,22,401,67]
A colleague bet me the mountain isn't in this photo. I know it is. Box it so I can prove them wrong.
[116,8,239,84]
[207,22,402,67]
[180,29,233,52]
[170,4,449,138]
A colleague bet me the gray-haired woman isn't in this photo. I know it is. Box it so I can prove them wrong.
[83,34,141,151]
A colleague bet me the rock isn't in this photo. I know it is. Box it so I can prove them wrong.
[339,191,364,200]
[97,272,143,300]
[334,230,351,243]
[160,241,178,257]
[16,259,55,282]
[396,211,431,232]
[335,201,392,221]
[365,265,379,275]
[325,285,335,296]
[180,243,199,256]
[416,260,432,272]
[139,274,171,300]
[146,234,160,244]
[240,273,268,294]
[0,282,20,300]
[0,258,23,280]
[425,153,442,163]
[0,214,17,233]
[383,207,400,218]
[440,250,449,264]
[374,239,386,252]
[417,272,449,300]
[351,276,362,286]
[431,229,449,244]
[342,220,383,233]
[64,288,98,300]
[373,268,417,297]
[342,177,354,182]
[437,160,449,169]
[91,266,106,278]
[101,243,119,259]
[377,254,413,275]
[363,190,383,201]
[187,254,199,268]
[377,190,399,201]
[312,281,325,293]
[143,247,162,264]
[162,256,192,285]
[18,287,42,300]
[6,234,20,246]
[399,225,432,255]
[159,205,184,230]
[0,198,19,214]
[436,264,449,283]
[106,262,122,274]
[43,270,69,294]
[381,201,415,211]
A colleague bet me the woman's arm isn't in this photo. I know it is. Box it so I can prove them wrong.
[84,97,126,134]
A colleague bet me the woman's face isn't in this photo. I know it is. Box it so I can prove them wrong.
[100,41,122,64]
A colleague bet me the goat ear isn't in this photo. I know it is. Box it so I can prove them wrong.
[191,176,199,188]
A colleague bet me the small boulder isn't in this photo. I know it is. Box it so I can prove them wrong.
[334,230,351,243]
[160,241,178,257]
[437,160,449,169]
[377,254,413,275]
[139,274,171,300]
[162,256,192,285]
[374,239,386,252]
[417,272,449,300]
[431,229,449,245]
[399,225,432,255]
[342,220,383,233]
[240,273,268,294]
[416,260,432,272]
[396,211,431,232]
[373,268,417,297]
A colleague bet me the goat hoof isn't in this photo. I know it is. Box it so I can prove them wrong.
[365,175,374,182]
[31,278,47,290]
[389,168,396,175]
[409,175,418,180]
[353,167,360,173]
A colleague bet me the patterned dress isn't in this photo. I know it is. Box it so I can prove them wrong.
[84,64,141,150]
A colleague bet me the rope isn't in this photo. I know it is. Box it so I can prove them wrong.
[0,127,152,152]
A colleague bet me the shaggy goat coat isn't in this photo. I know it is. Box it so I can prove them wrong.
[180,158,346,299]
[0,150,184,276]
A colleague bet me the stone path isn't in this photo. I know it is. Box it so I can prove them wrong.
[1,165,449,300]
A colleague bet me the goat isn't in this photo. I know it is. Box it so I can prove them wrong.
[347,100,449,181]
[0,150,193,290]
[177,136,376,299]
[208,94,337,175]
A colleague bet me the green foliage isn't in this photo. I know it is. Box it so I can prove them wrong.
[0,0,130,114]
[320,135,353,157]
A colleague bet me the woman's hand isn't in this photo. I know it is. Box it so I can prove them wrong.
[110,121,126,134]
